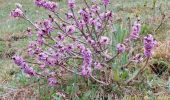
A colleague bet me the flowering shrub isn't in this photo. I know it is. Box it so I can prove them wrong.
[11,0,158,99]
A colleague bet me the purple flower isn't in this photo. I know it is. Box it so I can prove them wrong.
[94,62,103,70]
[78,8,91,23]
[48,77,57,86]
[60,23,67,31]
[34,0,45,7]
[12,55,25,66]
[23,64,37,76]
[116,43,125,53]
[12,56,36,76]
[66,25,75,35]
[64,44,74,53]
[87,37,95,45]
[81,66,91,77]
[37,36,45,46]
[46,57,57,66]
[38,52,48,61]
[105,11,113,21]
[35,0,58,12]
[37,30,45,37]
[89,18,97,25]
[91,5,100,12]
[40,19,53,34]
[99,36,110,45]
[99,11,113,21]
[43,1,58,12]
[82,48,92,66]
[28,48,34,56]
[102,0,110,6]
[131,54,143,63]
[81,48,92,77]
[77,44,85,52]
[99,12,107,21]
[57,33,65,41]
[66,12,73,19]
[144,34,157,57]
[40,64,46,69]
[77,20,85,30]
[10,8,23,18]
[95,21,102,30]
[68,0,75,9]
[27,42,42,56]
[130,21,141,40]
[54,42,64,50]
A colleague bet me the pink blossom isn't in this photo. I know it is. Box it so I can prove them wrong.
[130,21,141,40]
[144,34,157,57]
[57,33,65,41]
[10,8,23,18]
[99,36,110,45]
[81,66,92,77]
[43,19,53,34]
[66,12,73,19]
[64,44,74,53]
[43,1,58,12]
[81,48,92,77]
[68,0,75,9]
[66,25,75,35]
[77,44,85,52]
[77,20,85,30]
[34,0,45,7]
[35,0,58,12]
[102,0,110,6]
[12,56,37,76]
[48,77,57,86]
[131,54,143,63]
[116,43,125,53]
[87,37,95,45]
[94,62,103,70]
[91,5,100,12]
[46,57,57,66]
[78,8,91,23]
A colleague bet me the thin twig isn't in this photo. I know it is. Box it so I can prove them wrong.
[54,13,71,25]
[154,13,165,33]
[125,57,149,84]
[90,75,109,86]
[23,15,39,29]
[106,53,119,63]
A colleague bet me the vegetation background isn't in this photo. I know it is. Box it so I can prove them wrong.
[0,0,170,99]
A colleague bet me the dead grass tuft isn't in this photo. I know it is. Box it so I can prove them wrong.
[153,41,170,62]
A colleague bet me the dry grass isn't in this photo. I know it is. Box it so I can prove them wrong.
[153,41,170,62]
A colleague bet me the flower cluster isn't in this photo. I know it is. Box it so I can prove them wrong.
[131,54,143,63]
[116,43,126,54]
[144,34,157,57]
[12,56,37,76]
[99,36,110,45]
[68,0,75,9]
[10,7,23,18]
[102,0,110,6]
[130,20,141,40]
[81,48,92,77]
[34,0,58,12]
[48,77,57,86]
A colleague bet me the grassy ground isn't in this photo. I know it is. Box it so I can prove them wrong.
[0,0,170,99]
